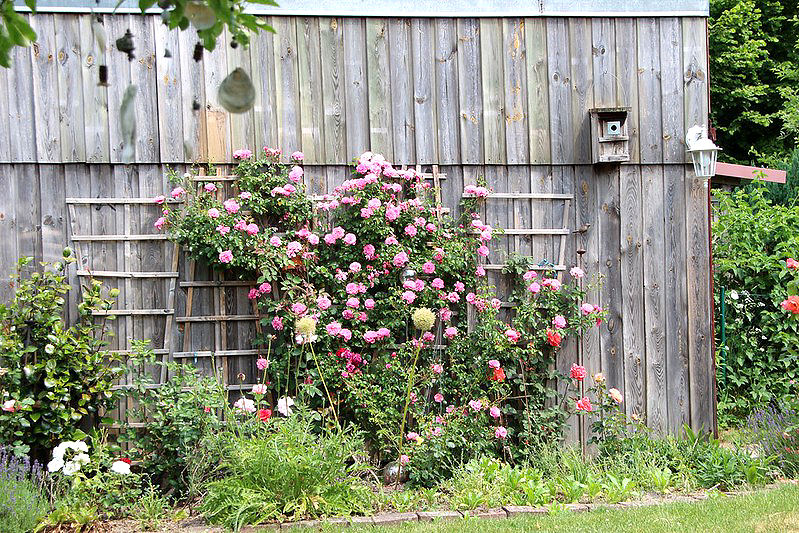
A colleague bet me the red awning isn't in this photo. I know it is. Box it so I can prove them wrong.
[715,162,787,184]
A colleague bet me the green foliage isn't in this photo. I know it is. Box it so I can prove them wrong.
[709,0,799,163]
[121,341,227,497]
[199,408,374,529]
[0,0,277,69]
[0,251,121,459]
[712,184,799,424]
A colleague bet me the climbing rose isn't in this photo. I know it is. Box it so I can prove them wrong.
[553,315,567,329]
[223,199,240,214]
[272,316,284,330]
[256,357,269,371]
[527,282,541,294]
[576,397,593,412]
[218,250,233,263]
[270,235,282,247]
[170,187,185,198]
[431,363,443,374]
[488,359,501,369]
[609,388,624,404]
[291,151,304,161]
[468,399,482,411]
[444,326,457,339]
[787,258,798,269]
[251,384,268,395]
[364,298,376,309]
[546,329,562,348]
[154,217,166,230]
[204,183,217,192]
[490,367,506,382]
[153,195,165,204]
[581,303,597,314]
[782,295,799,314]
[233,149,252,159]
[317,295,332,310]
[291,303,308,315]
[505,329,521,343]
[422,261,435,274]
[393,252,409,267]
[343,233,357,245]
[216,225,230,235]
[489,406,501,419]
[207,208,220,218]
[570,266,585,278]
[495,426,508,439]
[569,364,587,381]
[234,398,255,413]
[289,166,304,183]
[434,393,444,403]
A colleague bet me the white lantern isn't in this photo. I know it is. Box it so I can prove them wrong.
[686,126,720,179]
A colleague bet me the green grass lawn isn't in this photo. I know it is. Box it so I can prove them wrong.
[322,483,799,533]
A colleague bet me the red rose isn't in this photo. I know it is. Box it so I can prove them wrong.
[489,367,506,382]
[120,457,132,464]
[258,408,272,422]
[546,329,562,348]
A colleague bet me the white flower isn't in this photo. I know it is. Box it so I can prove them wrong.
[233,397,255,413]
[47,457,64,473]
[62,461,81,476]
[74,453,90,465]
[110,461,131,475]
[729,290,739,300]
[52,442,69,460]
[71,441,89,453]
[277,397,295,417]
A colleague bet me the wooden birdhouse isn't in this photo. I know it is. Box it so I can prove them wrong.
[589,107,631,164]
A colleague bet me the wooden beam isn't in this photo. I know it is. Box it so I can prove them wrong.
[71,234,169,241]
[77,270,179,278]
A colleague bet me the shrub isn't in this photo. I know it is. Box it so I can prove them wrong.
[199,407,374,529]
[712,183,799,424]
[121,341,227,498]
[0,251,121,459]
[0,446,49,533]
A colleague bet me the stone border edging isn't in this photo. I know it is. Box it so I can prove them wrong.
[237,482,796,531]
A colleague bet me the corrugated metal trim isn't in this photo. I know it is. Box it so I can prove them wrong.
[13,0,709,16]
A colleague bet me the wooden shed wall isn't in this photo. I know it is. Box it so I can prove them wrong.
[0,13,714,435]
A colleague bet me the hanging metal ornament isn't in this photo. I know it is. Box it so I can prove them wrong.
[163,48,172,58]
[120,84,138,163]
[193,42,204,62]
[217,68,255,113]
[185,1,216,30]
[115,29,135,61]
[91,13,109,86]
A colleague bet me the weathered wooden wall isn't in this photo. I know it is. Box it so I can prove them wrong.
[0,15,707,167]
[0,13,715,435]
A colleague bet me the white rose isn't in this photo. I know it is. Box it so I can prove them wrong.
[52,443,68,460]
[47,457,64,473]
[72,441,89,453]
[110,461,131,475]
[74,453,90,465]
[62,461,81,476]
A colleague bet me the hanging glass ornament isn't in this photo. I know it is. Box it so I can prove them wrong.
[120,84,138,163]
[185,1,216,30]
[217,68,255,114]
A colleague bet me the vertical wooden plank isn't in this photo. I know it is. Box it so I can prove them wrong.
[64,165,89,320]
[155,20,185,162]
[366,19,393,160]
[38,165,67,263]
[204,37,231,162]
[642,165,667,434]
[7,16,36,162]
[530,166,553,263]
[660,18,684,163]
[30,14,60,162]
[595,166,624,396]
[56,15,86,162]
[568,19,593,165]
[685,170,713,431]
[106,15,132,163]
[227,32,256,156]
[296,17,326,163]
[0,167,18,302]
[456,18,483,164]
[411,18,437,164]
[79,15,110,163]
[682,17,709,164]
[0,63,10,161]
[591,18,617,107]
[524,18,550,165]
[479,19,505,165]
[637,18,663,164]
[502,18,528,164]
[131,16,160,162]
[434,19,460,165]
[546,19,572,164]
[251,18,278,154]
[615,19,640,163]
[508,167,531,257]
[15,165,43,269]
[179,27,208,161]
[620,165,646,419]
[320,18,348,164]
[664,165,690,432]
[343,18,369,160]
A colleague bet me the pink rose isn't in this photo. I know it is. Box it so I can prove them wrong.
[291,303,308,315]
[434,393,444,403]
[154,217,167,230]
[290,151,304,161]
[489,406,501,419]
[439,308,452,322]
[553,315,567,329]
[246,223,259,235]
[216,225,230,235]
[527,282,541,294]
[233,149,253,159]
[207,208,220,219]
[404,225,418,237]
[223,199,240,214]
[495,426,508,439]
[570,363,587,381]
[218,250,233,263]
[342,309,355,320]
[364,298,375,309]
[240,191,252,200]
[272,316,284,330]
[477,245,489,257]
[153,195,166,204]
[523,270,538,281]
[363,244,376,260]
[326,321,342,336]
[570,266,585,278]
[346,297,360,308]
[401,291,416,304]
[252,384,268,395]
[308,234,320,245]
[581,303,597,315]
[505,329,521,343]
[393,252,409,267]
[256,357,269,370]
[270,236,282,247]
[248,288,258,300]
[431,278,444,290]
[488,360,501,369]
[576,397,593,412]
[454,281,465,292]
[204,183,217,193]
[431,363,443,374]
[468,399,483,412]
[339,328,352,341]
[170,187,185,198]
[349,262,362,273]
[476,266,486,277]
[317,296,332,310]
[343,233,357,245]
[422,261,435,274]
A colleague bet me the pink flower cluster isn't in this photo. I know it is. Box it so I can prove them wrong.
[464,184,490,198]
[334,347,366,378]
[248,282,272,300]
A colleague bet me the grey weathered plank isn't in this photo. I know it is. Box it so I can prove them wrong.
[342,18,369,160]
[64,164,90,320]
[595,166,624,397]
[529,166,553,263]
[575,165,600,400]
[177,23,207,161]
[434,19,460,165]
[546,19,572,164]
[502,18,529,164]
[659,17,684,163]
[568,19,594,165]
[591,18,617,107]
[30,14,60,162]
[227,29,256,157]
[79,15,110,163]
[130,16,159,163]
[507,167,531,257]
[614,19,640,163]
[524,18,550,165]
[0,168,18,303]
[411,18,438,164]
[154,20,184,162]
[664,165,690,432]
[637,18,663,163]
[685,172,713,431]
[0,63,10,161]
[456,18,483,165]
[320,17,348,164]
[106,15,133,163]
[296,17,326,164]
[619,165,646,419]
[56,15,86,162]
[682,17,709,164]
[251,17,278,155]
[38,165,67,264]
[365,18,393,160]
[641,165,667,434]
[14,165,43,270]
[204,30,232,162]
[480,19,506,164]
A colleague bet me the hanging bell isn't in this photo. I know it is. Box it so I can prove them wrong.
[97,64,109,87]
[217,68,255,114]
[120,84,138,163]
[115,29,135,61]
[193,42,204,62]
[185,1,216,30]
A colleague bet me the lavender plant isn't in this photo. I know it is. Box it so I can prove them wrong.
[0,446,50,533]
[745,402,799,477]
